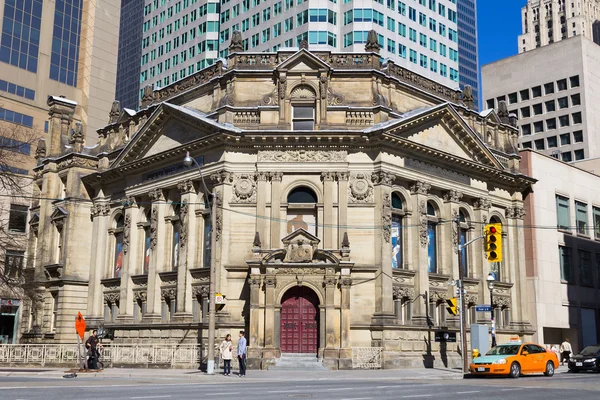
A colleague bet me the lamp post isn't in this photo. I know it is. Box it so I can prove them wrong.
[183,151,217,375]
[486,272,497,348]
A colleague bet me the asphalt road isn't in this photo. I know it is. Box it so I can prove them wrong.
[0,372,598,400]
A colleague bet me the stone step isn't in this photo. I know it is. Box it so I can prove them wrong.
[268,353,329,371]
[279,353,319,358]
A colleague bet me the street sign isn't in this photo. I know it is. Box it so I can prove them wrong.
[475,305,492,312]
[435,331,457,343]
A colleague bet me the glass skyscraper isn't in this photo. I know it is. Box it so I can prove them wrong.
[116,0,145,111]
[457,0,479,108]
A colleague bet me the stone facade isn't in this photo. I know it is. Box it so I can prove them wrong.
[21,45,534,369]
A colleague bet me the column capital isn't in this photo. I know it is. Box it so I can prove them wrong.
[506,206,525,219]
[124,195,138,208]
[210,170,232,184]
[177,179,196,194]
[336,171,350,181]
[264,276,276,287]
[323,276,337,287]
[371,170,395,186]
[91,203,110,218]
[256,172,270,181]
[474,197,492,210]
[443,189,463,203]
[410,181,431,195]
[339,277,352,288]
[321,172,336,181]
[269,172,283,182]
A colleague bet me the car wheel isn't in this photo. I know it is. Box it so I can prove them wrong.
[509,362,521,378]
[544,361,555,377]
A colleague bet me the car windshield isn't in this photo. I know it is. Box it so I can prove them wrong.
[580,346,600,356]
[486,345,520,356]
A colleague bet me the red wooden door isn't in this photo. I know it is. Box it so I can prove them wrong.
[280,287,319,353]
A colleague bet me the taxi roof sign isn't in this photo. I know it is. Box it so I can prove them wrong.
[508,336,522,344]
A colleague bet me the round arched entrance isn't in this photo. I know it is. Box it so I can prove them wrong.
[280,286,320,354]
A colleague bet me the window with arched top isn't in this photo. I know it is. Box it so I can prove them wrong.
[391,193,405,269]
[459,209,470,276]
[489,216,503,281]
[286,186,318,236]
[203,195,212,269]
[113,215,124,278]
[426,201,439,273]
[290,85,316,130]
[171,204,181,270]
[141,210,151,274]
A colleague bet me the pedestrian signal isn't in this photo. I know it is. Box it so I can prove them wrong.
[485,223,503,262]
[446,297,458,316]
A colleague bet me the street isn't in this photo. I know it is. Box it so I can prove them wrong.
[0,369,598,400]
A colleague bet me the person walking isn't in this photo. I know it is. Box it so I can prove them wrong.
[237,330,247,377]
[560,338,572,366]
[85,330,103,370]
[219,334,233,376]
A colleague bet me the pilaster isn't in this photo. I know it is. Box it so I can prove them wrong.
[321,172,336,249]
[336,172,349,249]
[507,205,530,329]
[88,202,110,324]
[117,196,138,322]
[145,188,167,321]
[262,275,279,359]
[256,172,270,246]
[410,181,431,323]
[443,189,463,278]
[270,172,283,248]
[339,277,352,369]
[473,198,492,281]
[323,275,339,367]
[175,180,197,320]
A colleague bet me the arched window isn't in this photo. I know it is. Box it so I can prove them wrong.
[171,204,181,270]
[391,193,404,269]
[426,201,438,273]
[290,85,316,130]
[459,209,470,276]
[141,210,151,274]
[489,216,503,281]
[287,186,318,236]
[113,215,124,278]
[203,195,212,269]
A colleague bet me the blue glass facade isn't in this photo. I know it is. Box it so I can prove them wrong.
[457,0,479,108]
[0,0,43,73]
[115,0,144,110]
[0,79,35,100]
[50,0,83,87]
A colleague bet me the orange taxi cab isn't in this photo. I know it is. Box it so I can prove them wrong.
[470,342,559,378]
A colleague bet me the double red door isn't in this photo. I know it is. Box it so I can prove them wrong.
[280,287,319,353]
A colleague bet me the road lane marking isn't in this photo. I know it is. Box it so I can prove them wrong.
[203,393,240,396]
[328,387,353,391]
[456,391,481,394]
[401,395,432,398]
[501,388,523,391]
[340,398,373,400]
[130,396,171,399]
[267,389,306,393]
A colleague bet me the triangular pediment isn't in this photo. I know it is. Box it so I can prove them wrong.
[50,207,68,220]
[282,228,320,246]
[276,49,331,73]
[376,104,504,169]
[112,103,239,167]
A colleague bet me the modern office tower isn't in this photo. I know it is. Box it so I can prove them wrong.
[457,0,479,107]
[116,0,145,111]
[519,0,600,53]
[482,36,600,162]
[0,0,121,144]
[138,0,461,102]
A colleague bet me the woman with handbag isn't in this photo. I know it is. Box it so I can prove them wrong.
[219,334,233,376]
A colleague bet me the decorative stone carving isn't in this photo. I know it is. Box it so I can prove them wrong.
[493,296,511,308]
[192,285,209,297]
[474,198,492,210]
[248,277,262,288]
[340,277,352,288]
[327,86,344,106]
[410,181,431,195]
[229,30,243,53]
[258,150,347,162]
[364,29,381,53]
[444,190,463,203]
[371,171,395,186]
[321,172,336,181]
[91,203,110,218]
[264,276,277,287]
[323,276,337,287]
[109,100,121,124]
[148,188,164,202]
[104,292,120,303]
[299,40,309,50]
[214,192,223,242]
[451,209,459,254]
[57,157,98,171]
[161,288,177,300]
[464,294,478,305]
[177,180,195,194]
[319,73,328,100]
[269,171,283,182]
[419,200,428,248]
[35,138,46,159]
[393,286,414,299]
[141,85,154,108]
[210,170,232,184]
[150,207,158,250]
[506,206,525,219]
[276,267,323,275]
[498,100,509,124]
[232,174,257,203]
[462,85,475,109]
[180,200,189,248]
[278,75,287,100]
[124,196,137,208]
[153,63,222,103]
[336,171,349,181]
[123,214,131,254]
[133,291,147,302]
[429,291,448,302]
[382,192,392,243]
[290,85,316,99]
[253,232,261,248]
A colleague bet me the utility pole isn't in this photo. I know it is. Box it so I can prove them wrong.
[456,217,469,374]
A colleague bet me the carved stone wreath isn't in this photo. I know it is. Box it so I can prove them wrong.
[348,173,373,203]
[232,174,257,203]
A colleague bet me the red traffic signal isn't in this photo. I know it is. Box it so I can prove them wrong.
[489,226,497,234]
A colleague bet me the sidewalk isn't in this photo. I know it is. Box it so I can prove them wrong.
[0,366,464,381]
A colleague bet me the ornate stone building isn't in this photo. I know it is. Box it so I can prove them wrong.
[21,36,535,369]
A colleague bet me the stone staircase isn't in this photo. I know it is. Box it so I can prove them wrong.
[268,353,330,371]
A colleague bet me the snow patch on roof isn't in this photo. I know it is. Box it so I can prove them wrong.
[479,108,494,118]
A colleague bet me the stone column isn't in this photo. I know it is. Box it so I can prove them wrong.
[507,206,530,329]
[323,275,339,368]
[339,277,352,369]
[321,172,336,249]
[270,172,283,248]
[473,198,492,280]
[256,172,270,246]
[247,275,262,367]
[410,181,431,323]
[443,190,463,278]
[47,96,75,157]
[262,275,279,360]
[87,202,110,325]
[175,180,198,320]
[118,196,139,322]
[372,171,396,321]
[336,172,349,249]
[145,188,167,321]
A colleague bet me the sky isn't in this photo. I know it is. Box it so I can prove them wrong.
[477,0,525,67]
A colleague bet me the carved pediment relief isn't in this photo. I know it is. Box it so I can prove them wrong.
[261,228,340,265]
[276,49,331,73]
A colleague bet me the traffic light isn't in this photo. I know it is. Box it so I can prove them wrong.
[446,297,458,316]
[485,223,503,262]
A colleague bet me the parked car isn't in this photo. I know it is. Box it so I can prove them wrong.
[470,342,559,378]
[568,345,600,373]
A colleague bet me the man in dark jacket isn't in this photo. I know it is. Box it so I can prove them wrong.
[85,330,103,370]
